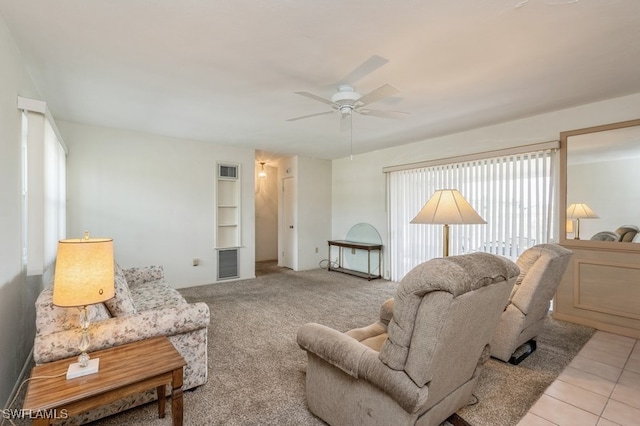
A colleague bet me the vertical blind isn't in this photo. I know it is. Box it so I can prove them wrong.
[44,118,67,270]
[386,147,558,281]
[23,108,67,277]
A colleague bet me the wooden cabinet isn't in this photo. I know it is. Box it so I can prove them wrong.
[554,244,640,339]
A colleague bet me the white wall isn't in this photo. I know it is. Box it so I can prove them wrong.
[332,92,640,280]
[0,16,42,406]
[59,121,256,288]
[568,157,640,239]
[255,163,278,261]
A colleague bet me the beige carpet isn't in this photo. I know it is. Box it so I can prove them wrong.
[456,315,594,425]
[9,262,594,425]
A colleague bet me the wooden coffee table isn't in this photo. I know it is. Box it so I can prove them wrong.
[23,336,186,425]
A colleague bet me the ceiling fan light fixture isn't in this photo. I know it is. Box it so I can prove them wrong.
[340,106,352,116]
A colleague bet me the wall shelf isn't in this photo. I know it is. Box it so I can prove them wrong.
[216,163,241,279]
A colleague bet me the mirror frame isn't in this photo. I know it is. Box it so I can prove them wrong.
[560,118,640,252]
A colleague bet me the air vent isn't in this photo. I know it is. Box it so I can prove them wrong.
[218,249,238,280]
[218,164,238,179]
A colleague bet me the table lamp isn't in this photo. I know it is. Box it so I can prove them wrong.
[566,203,598,240]
[53,232,114,379]
[411,189,486,257]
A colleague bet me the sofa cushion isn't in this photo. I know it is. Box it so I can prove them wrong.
[104,263,137,317]
[123,265,164,287]
[35,287,111,335]
[130,279,186,311]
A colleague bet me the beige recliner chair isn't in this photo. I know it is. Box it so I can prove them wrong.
[490,244,573,364]
[297,253,519,426]
[615,225,639,242]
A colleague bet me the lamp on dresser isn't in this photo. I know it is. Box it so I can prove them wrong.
[566,203,599,240]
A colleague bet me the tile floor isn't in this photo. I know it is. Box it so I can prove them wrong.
[518,330,640,426]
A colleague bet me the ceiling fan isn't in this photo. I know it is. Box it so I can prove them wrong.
[286,55,409,128]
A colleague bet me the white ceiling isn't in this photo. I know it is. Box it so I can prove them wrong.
[2,0,640,160]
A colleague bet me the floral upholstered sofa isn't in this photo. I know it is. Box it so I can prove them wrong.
[33,264,210,425]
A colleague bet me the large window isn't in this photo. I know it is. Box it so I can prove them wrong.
[386,143,558,281]
[20,98,67,279]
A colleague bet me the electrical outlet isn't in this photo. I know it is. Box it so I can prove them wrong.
[315,247,318,253]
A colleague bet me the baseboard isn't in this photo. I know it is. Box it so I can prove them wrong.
[3,347,33,409]
[2,347,33,408]
[552,312,640,339]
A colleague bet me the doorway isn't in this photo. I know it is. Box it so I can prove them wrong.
[255,160,278,264]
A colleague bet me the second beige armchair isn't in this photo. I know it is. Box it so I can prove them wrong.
[490,244,573,364]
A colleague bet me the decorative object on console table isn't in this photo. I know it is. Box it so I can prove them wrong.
[411,189,486,257]
[52,231,115,379]
[566,203,598,240]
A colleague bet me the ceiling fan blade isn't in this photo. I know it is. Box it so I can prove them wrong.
[356,108,410,119]
[337,55,389,85]
[294,91,337,108]
[357,84,399,107]
[286,111,335,122]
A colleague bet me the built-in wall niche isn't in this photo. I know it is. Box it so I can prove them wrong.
[215,162,241,280]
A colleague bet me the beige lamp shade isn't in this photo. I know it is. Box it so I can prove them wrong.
[566,203,599,219]
[53,237,115,307]
[411,189,486,225]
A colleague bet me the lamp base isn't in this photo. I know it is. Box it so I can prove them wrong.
[66,358,100,380]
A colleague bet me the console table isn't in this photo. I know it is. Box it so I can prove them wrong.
[327,240,382,280]
[22,336,186,425]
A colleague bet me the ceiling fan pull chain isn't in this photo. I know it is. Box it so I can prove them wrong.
[350,114,353,161]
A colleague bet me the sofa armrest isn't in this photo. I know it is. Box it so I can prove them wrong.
[34,302,209,364]
[123,266,164,287]
[298,322,429,413]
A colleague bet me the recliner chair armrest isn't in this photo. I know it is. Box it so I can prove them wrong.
[298,323,431,414]
[297,323,370,378]
[379,298,395,326]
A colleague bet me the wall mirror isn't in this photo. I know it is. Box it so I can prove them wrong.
[560,118,640,250]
